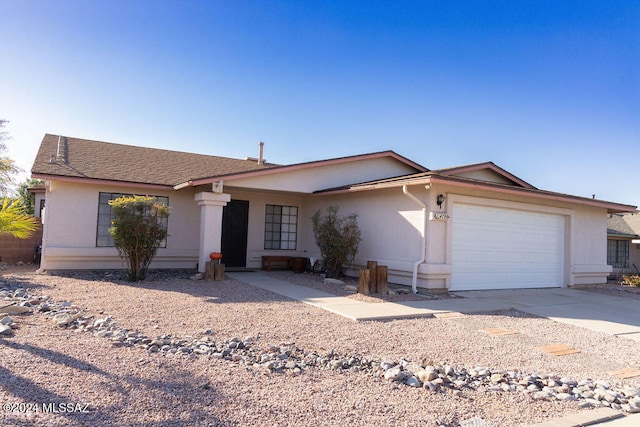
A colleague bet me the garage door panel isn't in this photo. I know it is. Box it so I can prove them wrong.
[451,204,564,291]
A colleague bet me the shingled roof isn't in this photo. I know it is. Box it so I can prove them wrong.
[608,213,640,238]
[31,134,277,187]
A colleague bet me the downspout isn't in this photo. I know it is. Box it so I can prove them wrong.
[36,181,51,274]
[402,185,428,294]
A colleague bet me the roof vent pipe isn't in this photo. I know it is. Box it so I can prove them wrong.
[56,135,67,164]
[258,141,264,164]
[402,185,427,294]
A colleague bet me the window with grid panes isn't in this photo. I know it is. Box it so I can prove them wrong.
[264,204,298,250]
[96,192,169,247]
[607,239,629,269]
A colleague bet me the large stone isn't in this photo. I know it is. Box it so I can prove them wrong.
[423,381,439,391]
[406,377,422,387]
[0,324,13,335]
[533,391,553,400]
[53,313,73,326]
[556,393,575,401]
[490,373,505,384]
[0,316,13,325]
[404,362,423,373]
[384,367,404,381]
[416,368,438,383]
[285,361,297,369]
[0,305,30,315]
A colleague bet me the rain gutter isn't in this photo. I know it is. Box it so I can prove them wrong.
[402,185,428,294]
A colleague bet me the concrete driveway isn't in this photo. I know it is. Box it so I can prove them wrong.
[404,288,640,342]
[229,272,640,341]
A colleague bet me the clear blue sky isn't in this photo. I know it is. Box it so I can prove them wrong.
[1,1,638,206]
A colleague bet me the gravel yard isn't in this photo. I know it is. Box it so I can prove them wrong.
[2,265,640,426]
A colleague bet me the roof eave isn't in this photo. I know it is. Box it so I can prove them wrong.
[428,175,636,213]
[31,173,176,191]
[607,232,640,239]
[315,173,637,213]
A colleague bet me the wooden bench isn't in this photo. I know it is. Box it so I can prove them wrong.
[261,256,293,272]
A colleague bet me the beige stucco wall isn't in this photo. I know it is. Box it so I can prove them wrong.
[631,243,640,275]
[40,173,613,290]
[41,180,202,271]
[308,182,612,289]
[303,187,425,281]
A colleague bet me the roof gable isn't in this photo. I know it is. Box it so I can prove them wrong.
[433,162,536,189]
[31,134,276,187]
[182,150,428,189]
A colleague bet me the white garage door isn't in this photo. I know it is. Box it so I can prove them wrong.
[451,203,565,291]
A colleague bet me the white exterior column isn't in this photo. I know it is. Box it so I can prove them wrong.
[195,192,231,272]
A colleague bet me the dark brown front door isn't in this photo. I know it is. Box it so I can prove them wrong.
[221,200,249,268]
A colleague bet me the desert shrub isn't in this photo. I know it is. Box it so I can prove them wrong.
[109,195,169,282]
[621,274,640,287]
[311,205,361,278]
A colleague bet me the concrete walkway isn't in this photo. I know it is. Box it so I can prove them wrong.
[227,272,640,342]
[227,272,640,427]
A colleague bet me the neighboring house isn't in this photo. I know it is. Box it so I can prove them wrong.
[28,183,46,219]
[31,134,637,292]
[607,213,640,279]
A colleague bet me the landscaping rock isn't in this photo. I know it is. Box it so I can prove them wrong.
[0,304,31,315]
[53,312,73,326]
[406,377,422,387]
[3,276,640,416]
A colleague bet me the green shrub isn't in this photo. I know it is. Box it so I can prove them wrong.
[311,205,361,278]
[621,274,640,287]
[108,195,169,282]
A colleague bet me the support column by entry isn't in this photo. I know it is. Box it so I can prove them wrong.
[195,192,231,273]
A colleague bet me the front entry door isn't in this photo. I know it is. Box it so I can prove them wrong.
[221,200,249,268]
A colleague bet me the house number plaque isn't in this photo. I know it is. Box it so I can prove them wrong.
[429,212,450,221]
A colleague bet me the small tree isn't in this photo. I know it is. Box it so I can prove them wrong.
[0,198,38,239]
[0,120,24,197]
[311,205,361,278]
[108,195,169,282]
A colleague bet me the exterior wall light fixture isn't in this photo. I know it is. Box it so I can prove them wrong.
[436,194,445,208]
